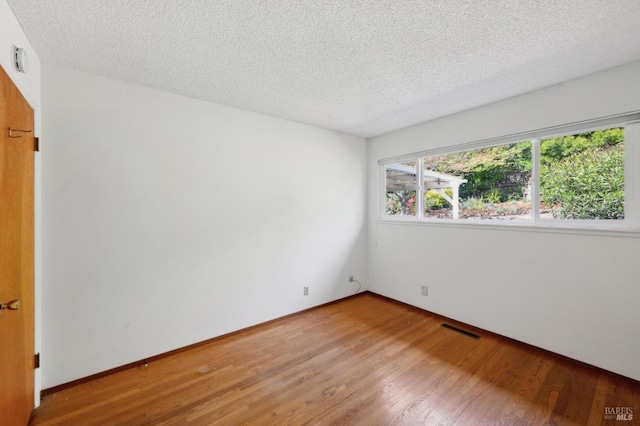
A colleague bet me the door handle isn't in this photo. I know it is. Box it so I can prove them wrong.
[0,299,19,311]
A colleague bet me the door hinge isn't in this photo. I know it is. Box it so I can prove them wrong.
[34,353,40,369]
[34,137,40,152]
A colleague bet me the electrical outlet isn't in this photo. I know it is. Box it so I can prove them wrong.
[304,286,309,296]
[421,286,428,296]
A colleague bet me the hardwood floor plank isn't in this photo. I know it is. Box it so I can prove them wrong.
[30,293,640,425]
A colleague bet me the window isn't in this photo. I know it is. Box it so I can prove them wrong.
[422,142,531,221]
[385,162,417,216]
[539,128,624,220]
[380,113,640,230]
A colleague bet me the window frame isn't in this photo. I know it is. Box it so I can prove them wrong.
[379,112,640,233]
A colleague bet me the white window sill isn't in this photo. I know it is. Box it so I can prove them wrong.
[377,217,640,238]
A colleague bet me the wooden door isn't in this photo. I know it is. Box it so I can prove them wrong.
[0,65,35,426]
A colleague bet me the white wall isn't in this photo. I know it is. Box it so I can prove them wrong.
[1,0,42,406]
[41,64,367,388]
[367,60,640,381]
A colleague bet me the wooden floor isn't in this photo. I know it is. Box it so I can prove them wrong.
[30,293,639,425]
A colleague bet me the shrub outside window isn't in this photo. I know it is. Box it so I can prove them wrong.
[539,128,624,220]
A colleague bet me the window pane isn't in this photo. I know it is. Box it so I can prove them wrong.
[385,162,417,216]
[423,142,532,220]
[540,127,624,220]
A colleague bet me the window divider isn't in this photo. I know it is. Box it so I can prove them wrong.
[417,159,424,219]
[531,139,540,222]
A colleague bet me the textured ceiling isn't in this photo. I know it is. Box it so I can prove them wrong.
[7,1,640,137]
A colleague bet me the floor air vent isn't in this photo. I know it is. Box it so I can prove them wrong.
[441,323,480,339]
